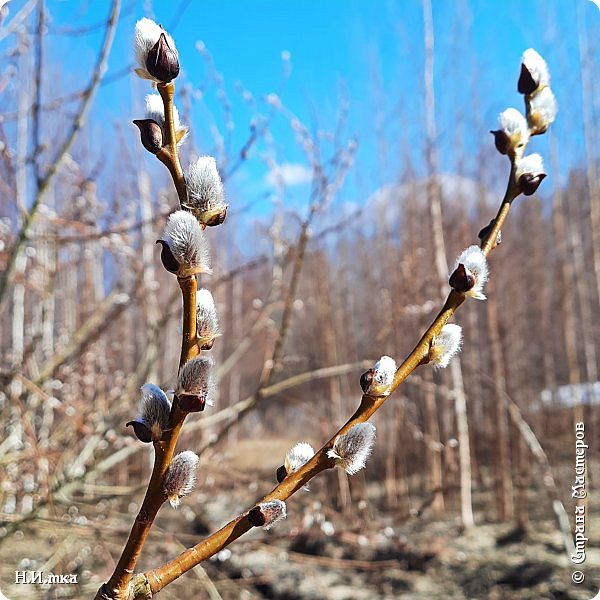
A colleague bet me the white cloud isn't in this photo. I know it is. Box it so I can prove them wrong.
[265,163,312,188]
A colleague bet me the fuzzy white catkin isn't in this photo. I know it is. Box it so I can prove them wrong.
[429,324,463,368]
[522,48,550,88]
[498,108,529,146]
[528,86,558,130]
[134,18,177,81]
[284,442,315,473]
[145,94,167,128]
[196,288,219,340]
[139,383,172,439]
[255,500,287,530]
[162,211,210,271]
[328,423,376,475]
[371,356,396,394]
[163,451,198,508]
[185,156,225,214]
[516,153,545,179]
[452,245,489,300]
[176,356,214,404]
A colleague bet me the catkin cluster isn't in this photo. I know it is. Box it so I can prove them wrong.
[127,17,227,509]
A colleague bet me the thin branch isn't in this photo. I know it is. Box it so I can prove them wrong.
[0,0,37,42]
[140,175,521,594]
[32,0,44,189]
[98,78,195,600]
[156,82,187,207]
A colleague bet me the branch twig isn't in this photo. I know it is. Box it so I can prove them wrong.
[97,73,197,599]
[140,177,520,594]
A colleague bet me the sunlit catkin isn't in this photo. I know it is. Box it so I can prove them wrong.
[163,451,199,508]
[327,423,377,475]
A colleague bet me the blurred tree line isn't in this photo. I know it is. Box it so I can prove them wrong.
[0,1,598,596]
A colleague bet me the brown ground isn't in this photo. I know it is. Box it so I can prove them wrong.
[1,443,598,599]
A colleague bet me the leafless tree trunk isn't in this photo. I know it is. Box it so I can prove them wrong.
[577,2,600,310]
[319,253,352,512]
[486,280,514,521]
[422,0,473,525]
[549,138,583,415]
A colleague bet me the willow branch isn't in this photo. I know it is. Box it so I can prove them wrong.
[97,77,195,600]
[155,82,188,206]
[138,166,521,595]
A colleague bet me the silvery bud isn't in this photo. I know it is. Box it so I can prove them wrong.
[526,86,557,135]
[248,500,287,530]
[327,423,376,475]
[518,49,550,95]
[126,383,172,443]
[449,245,489,300]
[157,210,211,277]
[196,288,219,350]
[134,94,188,153]
[360,356,396,396]
[428,324,463,368]
[183,156,228,227]
[175,356,214,412]
[490,108,529,156]
[163,450,198,508]
[277,442,315,490]
[134,18,179,83]
[515,153,546,196]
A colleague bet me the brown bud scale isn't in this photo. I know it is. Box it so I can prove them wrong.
[204,207,228,227]
[449,263,475,293]
[276,465,288,483]
[490,130,509,155]
[247,506,266,527]
[126,419,153,443]
[146,32,180,83]
[518,63,538,95]
[478,220,495,241]
[177,393,207,413]
[519,173,546,196]
[133,119,163,154]
[360,370,374,394]
[156,240,179,274]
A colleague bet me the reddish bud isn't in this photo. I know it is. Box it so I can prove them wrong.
[449,263,475,294]
[133,119,163,154]
[126,419,153,443]
[156,240,179,274]
[146,32,179,83]
[517,63,538,95]
[518,172,546,196]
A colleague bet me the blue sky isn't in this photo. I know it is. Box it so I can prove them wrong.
[4,0,600,225]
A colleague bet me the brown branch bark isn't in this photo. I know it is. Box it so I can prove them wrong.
[96,77,195,600]
[422,0,472,525]
[137,174,521,595]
